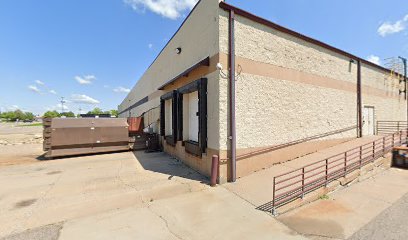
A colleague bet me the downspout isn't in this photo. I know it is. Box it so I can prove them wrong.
[228,9,237,182]
[357,60,362,138]
[405,59,408,128]
[400,57,407,127]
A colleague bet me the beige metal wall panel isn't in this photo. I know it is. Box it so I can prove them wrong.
[119,0,221,117]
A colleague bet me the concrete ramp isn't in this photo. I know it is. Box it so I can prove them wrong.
[224,136,386,207]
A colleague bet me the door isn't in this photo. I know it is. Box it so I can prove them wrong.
[188,91,199,142]
[363,107,375,136]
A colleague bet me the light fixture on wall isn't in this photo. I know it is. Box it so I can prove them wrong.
[175,47,182,55]
[217,62,242,80]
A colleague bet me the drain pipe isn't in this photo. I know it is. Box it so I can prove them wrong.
[357,60,362,138]
[399,57,407,128]
[228,9,237,182]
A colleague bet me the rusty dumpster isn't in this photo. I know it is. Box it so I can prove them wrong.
[43,118,129,158]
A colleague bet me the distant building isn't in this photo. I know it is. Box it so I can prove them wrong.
[79,114,112,118]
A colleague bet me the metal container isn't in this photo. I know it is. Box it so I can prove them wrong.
[128,117,144,133]
[43,118,129,158]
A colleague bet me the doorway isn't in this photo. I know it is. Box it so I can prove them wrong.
[362,106,375,136]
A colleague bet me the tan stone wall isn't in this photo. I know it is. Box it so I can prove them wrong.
[220,13,358,85]
[234,73,357,149]
[218,10,406,147]
[216,8,406,179]
[361,64,406,123]
[219,12,359,150]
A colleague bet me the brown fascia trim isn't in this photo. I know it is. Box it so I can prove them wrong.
[219,2,396,76]
[118,96,148,115]
[157,56,210,90]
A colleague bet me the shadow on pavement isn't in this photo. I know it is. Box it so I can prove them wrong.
[132,150,209,184]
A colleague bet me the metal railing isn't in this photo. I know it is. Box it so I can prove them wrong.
[271,130,408,215]
[377,121,408,135]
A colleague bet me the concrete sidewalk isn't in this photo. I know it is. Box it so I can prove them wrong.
[224,136,383,207]
[0,151,207,238]
[278,168,408,239]
[58,187,305,240]
[0,149,306,240]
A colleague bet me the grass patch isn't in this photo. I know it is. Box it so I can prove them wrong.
[319,194,330,200]
[19,123,43,127]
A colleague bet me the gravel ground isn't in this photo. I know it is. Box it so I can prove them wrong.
[0,224,63,240]
[0,122,43,146]
[348,192,408,240]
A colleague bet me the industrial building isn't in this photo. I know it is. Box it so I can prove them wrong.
[119,0,407,183]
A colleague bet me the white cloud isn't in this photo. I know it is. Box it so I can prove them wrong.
[35,80,45,85]
[113,86,131,93]
[75,75,96,85]
[28,85,41,94]
[103,85,110,89]
[378,14,408,37]
[49,90,57,95]
[148,43,153,49]
[367,55,381,65]
[6,105,20,111]
[57,103,69,111]
[124,0,198,20]
[46,104,69,112]
[71,94,100,104]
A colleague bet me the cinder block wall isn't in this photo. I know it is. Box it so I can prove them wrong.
[217,9,406,179]
[361,65,406,123]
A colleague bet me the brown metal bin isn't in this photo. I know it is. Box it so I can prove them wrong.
[43,118,129,158]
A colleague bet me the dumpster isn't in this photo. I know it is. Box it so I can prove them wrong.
[43,118,129,158]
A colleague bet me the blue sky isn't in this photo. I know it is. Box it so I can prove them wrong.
[0,0,407,115]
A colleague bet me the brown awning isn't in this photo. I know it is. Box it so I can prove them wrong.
[158,56,210,90]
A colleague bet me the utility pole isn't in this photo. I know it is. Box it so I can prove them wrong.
[60,97,66,113]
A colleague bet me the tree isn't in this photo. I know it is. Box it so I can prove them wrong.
[110,110,118,117]
[43,110,60,118]
[60,111,75,118]
[0,110,35,121]
[13,110,25,121]
[87,108,104,115]
[24,112,35,121]
[0,111,15,121]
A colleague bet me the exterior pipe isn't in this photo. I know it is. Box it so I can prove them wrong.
[210,155,219,186]
[228,9,237,182]
[357,60,362,138]
[400,57,407,126]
